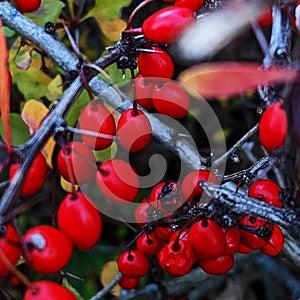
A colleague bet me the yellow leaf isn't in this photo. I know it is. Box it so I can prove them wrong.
[100,261,121,296]
[46,74,63,101]
[21,100,56,168]
[60,176,78,193]
[97,17,126,41]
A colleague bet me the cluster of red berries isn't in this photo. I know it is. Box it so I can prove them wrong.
[2,0,290,297]
[116,173,284,290]
[0,190,101,298]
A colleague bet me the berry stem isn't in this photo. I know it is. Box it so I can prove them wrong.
[126,0,157,29]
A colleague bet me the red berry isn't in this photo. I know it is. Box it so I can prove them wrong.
[136,231,164,256]
[154,226,174,241]
[181,170,218,203]
[261,224,284,256]
[134,74,155,110]
[24,225,73,273]
[96,159,139,204]
[57,141,96,184]
[239,216,269,250]
[57,191,102,250]
[248,179,283,207]
[117,108,152,152]
[199,254,234,275]
[170,229,190,243]
[10,152,47,197]
[0,224,21,277]
[142,6,195,44]
[149,181,182,213]
[138,46,174,79]
[188,219,226,260]
[23,280,77,300]
[258,102,287,151]
[152,81,190,119]
[174,0,204,11]
[158,238,194,277]
[117,250,149,277]
[223,228,241,255]
[16,0,41,12]
[119,276,139,290]
[257,8,273,27]
[79,101,116,150]
[134,198,152,225]
[238,242,252,254]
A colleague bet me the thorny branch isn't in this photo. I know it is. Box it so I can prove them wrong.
[1,0,300,299]
[0,1,202,219]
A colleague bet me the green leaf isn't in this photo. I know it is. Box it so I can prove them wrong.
[81,0,128,41]
[46,74,63,101]
[13,68,52,100]
[66,0,74,18]
[9,37,53,101]
[81,0,129,21]
[0,113,30,146]
[4,26,15,38]
[26,0,65,26]
[62,278,85,300]
[93,141,118,162]
[65,90,90,127]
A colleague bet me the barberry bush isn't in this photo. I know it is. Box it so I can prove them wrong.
[0,0,300,299]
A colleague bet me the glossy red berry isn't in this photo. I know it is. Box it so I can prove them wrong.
[142,6,195,44]
[188,219,226,260]
[238,242,252,254]
[174,0,204,11]
[119,276,139,290]
[57,191,102,250]
[154,226,174,241]
[16,0,41,12]
[117,108,152,152]
[149,181,183,213]
[261,224,284,256]
[152,81,190,119]
[199,254,234,275]
[10,152,47,197]
[239,216,269,250]
[96,159,139,203]
[23,280,77,300]
[24,225,73,273]
[257,8,273,27]
[248,179,283,207]
[57,141,96,184]
[79,101,116,150]
[181,170,218,203]
[134,74,154,110]
[136,231,164,256]
[0,224,21,277]
[158,238,194,277]
[134,198,152,226]
[258,102,287,151]
[223,228,241,255]
[117,250,149,277]
[138,46,174,79]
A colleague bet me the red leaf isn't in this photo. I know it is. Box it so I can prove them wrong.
[0,20,12,154]
[178,62,298,99]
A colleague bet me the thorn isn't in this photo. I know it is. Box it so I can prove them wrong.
[136,48,164,54]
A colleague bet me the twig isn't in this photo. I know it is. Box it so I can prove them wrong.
[89,272,122,300]
[222,155,270,183]
[202,181,300,236]
[213,124,258,167]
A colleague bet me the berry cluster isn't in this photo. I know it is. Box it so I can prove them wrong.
[1,0,292,298]
[115,175,284,290]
